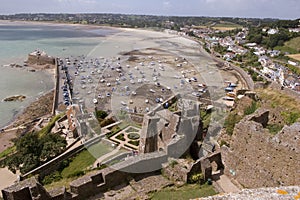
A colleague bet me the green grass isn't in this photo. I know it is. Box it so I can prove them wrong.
[150,184,217,200]
[38,114,64,137]
[274,46,298,54]
[44,177,77,191]
[0,146,16,159]
[60,150,96,178]
[281,111,300,125]
[43,142,111,187]
[274,37,300,54]
[200,109,212,130]
[128,140,139,146]
[266,124,284,135]
[86,142,112,161]
[125,127,139,133]
[244,101,259,115]
[285,37,300,52]
[224,113,242,135]
[257,88,300,112]
[116,133,126,141]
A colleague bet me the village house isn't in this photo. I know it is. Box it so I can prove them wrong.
[267,50,281,57]
[227,45,248,55]
[288,28,300,33]
[219,36,234,47]
[223,52,236,61]
[258,56,272,67]
[288,60,298,66]
[253,46,266,56]
[267,28,279,35]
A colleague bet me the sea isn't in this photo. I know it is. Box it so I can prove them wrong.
[0,22,119,128]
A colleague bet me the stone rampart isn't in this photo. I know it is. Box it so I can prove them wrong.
[221,109,300,188]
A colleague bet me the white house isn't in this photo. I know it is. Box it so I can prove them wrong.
[267,29,279,35]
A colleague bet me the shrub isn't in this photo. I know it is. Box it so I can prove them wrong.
[266,124,284,135]
[128,140,140,146]
[224,113,242,135]
[66,170,85,178]
[116,133,125,141]
[244,101,259,115]
[188,173,204,184]
[41,171,62,185]
[169,160,178,168]
[95,110,108,119]
[220,140,230,147]
[128,132,140,140]
[281,111,300,125]
[100,117,115,127]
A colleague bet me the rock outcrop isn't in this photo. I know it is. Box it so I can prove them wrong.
[3,95,26,102]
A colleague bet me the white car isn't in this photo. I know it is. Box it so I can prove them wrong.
[93,98,98,104]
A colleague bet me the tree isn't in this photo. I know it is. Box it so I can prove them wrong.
[40,134,66,161]
[95,110,108,119]
[16,132,41,156]
[5,131,67,174]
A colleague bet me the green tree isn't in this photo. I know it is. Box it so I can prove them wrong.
[95,110,108,119]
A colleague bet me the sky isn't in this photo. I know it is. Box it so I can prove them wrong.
[0,0,299,19]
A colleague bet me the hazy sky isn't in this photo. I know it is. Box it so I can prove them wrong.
[0,0,299,19]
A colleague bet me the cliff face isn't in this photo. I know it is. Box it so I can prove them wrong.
[221,109,300,188]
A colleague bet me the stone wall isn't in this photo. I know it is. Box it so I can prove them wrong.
[2,152,167,200]
[22,136,102,180]
[198,186,300,200]
[221,109,300,188]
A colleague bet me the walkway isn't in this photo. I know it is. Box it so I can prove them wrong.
[93,146,121,168]
[213,174,240,193]
[0,168,20,198]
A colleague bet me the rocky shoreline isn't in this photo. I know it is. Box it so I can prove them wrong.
[6,90,54,129]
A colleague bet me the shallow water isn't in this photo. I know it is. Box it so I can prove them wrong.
[0,23,119,128]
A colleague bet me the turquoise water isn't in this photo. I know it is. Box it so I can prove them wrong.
[0,22,119,128]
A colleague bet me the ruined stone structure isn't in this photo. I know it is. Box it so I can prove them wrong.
[27,50,55,65]
[162,152,224,184]
[2,96,205,200]
[139,95,201,159]
[221,109,300,188]
[2,152,166,200]
[2,150,225,200]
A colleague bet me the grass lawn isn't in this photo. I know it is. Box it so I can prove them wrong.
[275,37,300,54]
[60,150,96,178]
[274,46,298,54]
[0,146,16,159]
[87,142,112,159]
[211,21,242,31]
[285,37,300,52]
[150,184,217,200]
